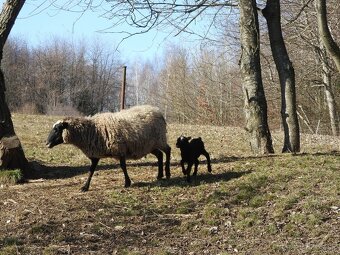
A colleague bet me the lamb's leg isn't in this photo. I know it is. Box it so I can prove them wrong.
[186,162,193,182]
[180,160,186,175]
[81,158,99,192]
[119,156,131,188]
[202,150,212,173]
[151,149,164,179]
[193,159,199,176]
[164,145,171,179]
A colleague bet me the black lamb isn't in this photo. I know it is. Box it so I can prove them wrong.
[176,135,212,182]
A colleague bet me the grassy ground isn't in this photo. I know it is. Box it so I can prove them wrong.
[0,113,339,255]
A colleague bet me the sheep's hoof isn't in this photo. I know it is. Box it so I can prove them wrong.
[124,180,131,188]
[80,186,89,192]
[208,167,212,173]
[157,175,164,180]
[193,172,197,176]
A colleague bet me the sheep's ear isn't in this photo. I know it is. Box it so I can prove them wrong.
[62,122,68,129]
[53,120,68,130]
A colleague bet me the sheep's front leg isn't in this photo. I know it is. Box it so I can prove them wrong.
[81,158,99,192]
[119,156,131,188]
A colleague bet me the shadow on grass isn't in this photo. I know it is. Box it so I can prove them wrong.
[212,150,339,164]
[133,170,252,188]
[27,159,185,180]
[27,150,338,181]
[27,161,115,180]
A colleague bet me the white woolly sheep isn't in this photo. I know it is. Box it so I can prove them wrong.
[46,105,171,191]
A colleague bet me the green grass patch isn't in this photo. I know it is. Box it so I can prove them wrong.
[0,169,23,184]
[0,236,23,255]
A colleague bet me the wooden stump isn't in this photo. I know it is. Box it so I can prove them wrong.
[0,136,29,176]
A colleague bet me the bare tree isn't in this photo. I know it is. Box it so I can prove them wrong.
[0,0,29,173]
[315,0,340,73]
[319,45,339,136]
[262,0,300,152]
[238,0,274,154]
[281,0,339,136]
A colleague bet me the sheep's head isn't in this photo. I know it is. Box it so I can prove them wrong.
[176,135,191,148]
[46,120,68,148]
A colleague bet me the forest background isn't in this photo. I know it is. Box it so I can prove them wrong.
[2,0,339,135]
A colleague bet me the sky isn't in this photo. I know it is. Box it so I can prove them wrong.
[1,0,187,61]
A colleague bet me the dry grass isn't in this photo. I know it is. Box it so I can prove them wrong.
[0,113,339,255]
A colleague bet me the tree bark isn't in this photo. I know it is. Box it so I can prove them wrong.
[262,0,300,153]
[239,0,274,154]
[320,45,339,136]
[315,0,340,73]
[0,0,29,174]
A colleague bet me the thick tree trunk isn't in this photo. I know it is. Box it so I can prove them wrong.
[315,0,340,73]
[262,0,300,153]
[239,0,274,155]
[0,0,29,174]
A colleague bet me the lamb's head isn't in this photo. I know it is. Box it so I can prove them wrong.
[176,135,191,148]
[46,120,69,148]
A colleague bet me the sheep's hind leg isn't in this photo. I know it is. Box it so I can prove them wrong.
[151,149,164,179]
[164,145,171,179]
[120,156,131,188]
[202,150,212,173]
[81,158,99,192]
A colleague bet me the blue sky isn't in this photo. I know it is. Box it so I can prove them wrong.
[2,0,187,61]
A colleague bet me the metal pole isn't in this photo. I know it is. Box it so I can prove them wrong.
[120,66,127,110]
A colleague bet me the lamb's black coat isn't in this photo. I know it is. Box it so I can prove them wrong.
[176,135,212,182]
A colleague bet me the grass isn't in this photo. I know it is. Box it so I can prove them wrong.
[0,169,23,184]
[0,113,339,254]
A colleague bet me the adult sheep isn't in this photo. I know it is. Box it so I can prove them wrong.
[46,105,171,191]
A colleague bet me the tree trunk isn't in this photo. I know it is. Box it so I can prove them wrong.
[0,0,29,175]
[315,0,340,73]
[262,0,300,153]
[320,45,339,136]
[239,0,274,155]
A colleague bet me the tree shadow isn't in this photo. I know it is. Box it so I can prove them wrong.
[211,150,339,164]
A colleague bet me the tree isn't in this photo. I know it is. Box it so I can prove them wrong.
[315,0,340,73]
[315,0,339,135]
[262,0,300,152]
[0,0,29,174]
[278,0,339,136]
[238,0,274,154]
[319,45,339,136]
